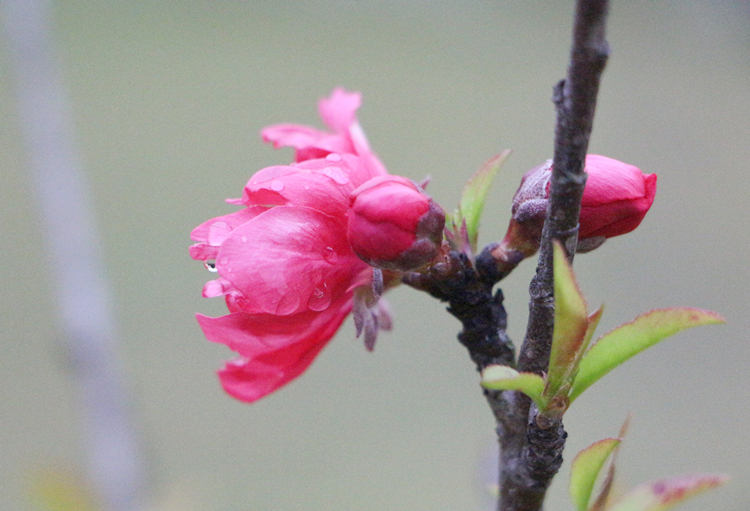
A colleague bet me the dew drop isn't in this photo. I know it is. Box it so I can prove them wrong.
[323,246,338,264]
[304,185,310,190]
[275,293,301,315]
[270,180,285,192]
[321,167,349,185]
[241,236,248,243]
[326,153,342,162]
[307,283,332,311]
[204,260,218,273]
[220,257,229,265]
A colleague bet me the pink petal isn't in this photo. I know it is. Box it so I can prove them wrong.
[202,278,231,298]
[299,154,375,189]
[261,124,326,149]
[218,342,327,403]
[190,207,264,244]
[261,124,354,161]
[189,243,219,261]
[196,294,353,403]
[189,207,266,262]
[261,89,387,176]
[582,155,650,206]
[318,88,361,134]
[196,295,351,356]
[215,206,365,315]
[579,173,657,238]
[244,161,355,218]
[358,151,389,179]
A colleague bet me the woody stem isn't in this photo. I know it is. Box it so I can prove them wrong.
[496,1,610,510]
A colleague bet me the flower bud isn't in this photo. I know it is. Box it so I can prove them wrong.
[494,155,657,263]
[347,175,445,271]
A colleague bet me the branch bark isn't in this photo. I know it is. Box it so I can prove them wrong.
[497,1,610,510]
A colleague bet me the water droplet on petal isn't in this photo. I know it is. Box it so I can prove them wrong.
[270,180,285,192]
[241,236,248,243]
[321,167,349,185]
[304,185,310,190]
[275,293,301,315]
[307,283,332,311]
[323,246,338,264]
[204,260,218,272]
[220,257,229,265]
[326,153,342,162]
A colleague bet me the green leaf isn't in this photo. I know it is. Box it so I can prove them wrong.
[581,306,604,360]
[545,241,590,399]
[569,308,725,402]
[480,365,546,409]
[589,416,632,511]
[455,150,510,250]
[570,438,621,511]
[607,474,729,511]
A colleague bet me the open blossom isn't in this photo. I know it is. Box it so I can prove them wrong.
[494,154,657,262]
[347,175,445,271]
[190,90,393,403]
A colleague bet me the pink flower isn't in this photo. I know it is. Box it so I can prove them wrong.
[262,87,388,176]
[347,175,445,271]
[495,154,657,261]
[190,90,394,403]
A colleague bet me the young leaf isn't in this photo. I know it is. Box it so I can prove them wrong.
[569,308,725,402]
[480,365,546,410]
[570,438,621,511]
[455,150,510,250]
[607,474,729,511]
[589,415,632,511]
[545,241,590,399]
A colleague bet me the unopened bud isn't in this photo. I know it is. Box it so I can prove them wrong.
[347,175,445,271]
[494,155,657,264]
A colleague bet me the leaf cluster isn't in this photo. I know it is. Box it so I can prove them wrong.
[479,241,727,511]
[482,242,724,419]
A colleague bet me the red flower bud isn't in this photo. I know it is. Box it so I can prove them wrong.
[578,155,657,240]
[347,175,445,271]
[496,155,657,262]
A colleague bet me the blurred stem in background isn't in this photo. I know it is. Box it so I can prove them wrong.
[2,1,147,510]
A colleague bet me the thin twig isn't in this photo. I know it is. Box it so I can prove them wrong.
[497,1,610,510]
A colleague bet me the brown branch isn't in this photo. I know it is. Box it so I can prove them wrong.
[519,0,609,374]
[497,1,610,510]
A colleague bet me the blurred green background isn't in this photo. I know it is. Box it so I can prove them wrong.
[2,1,749,510]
